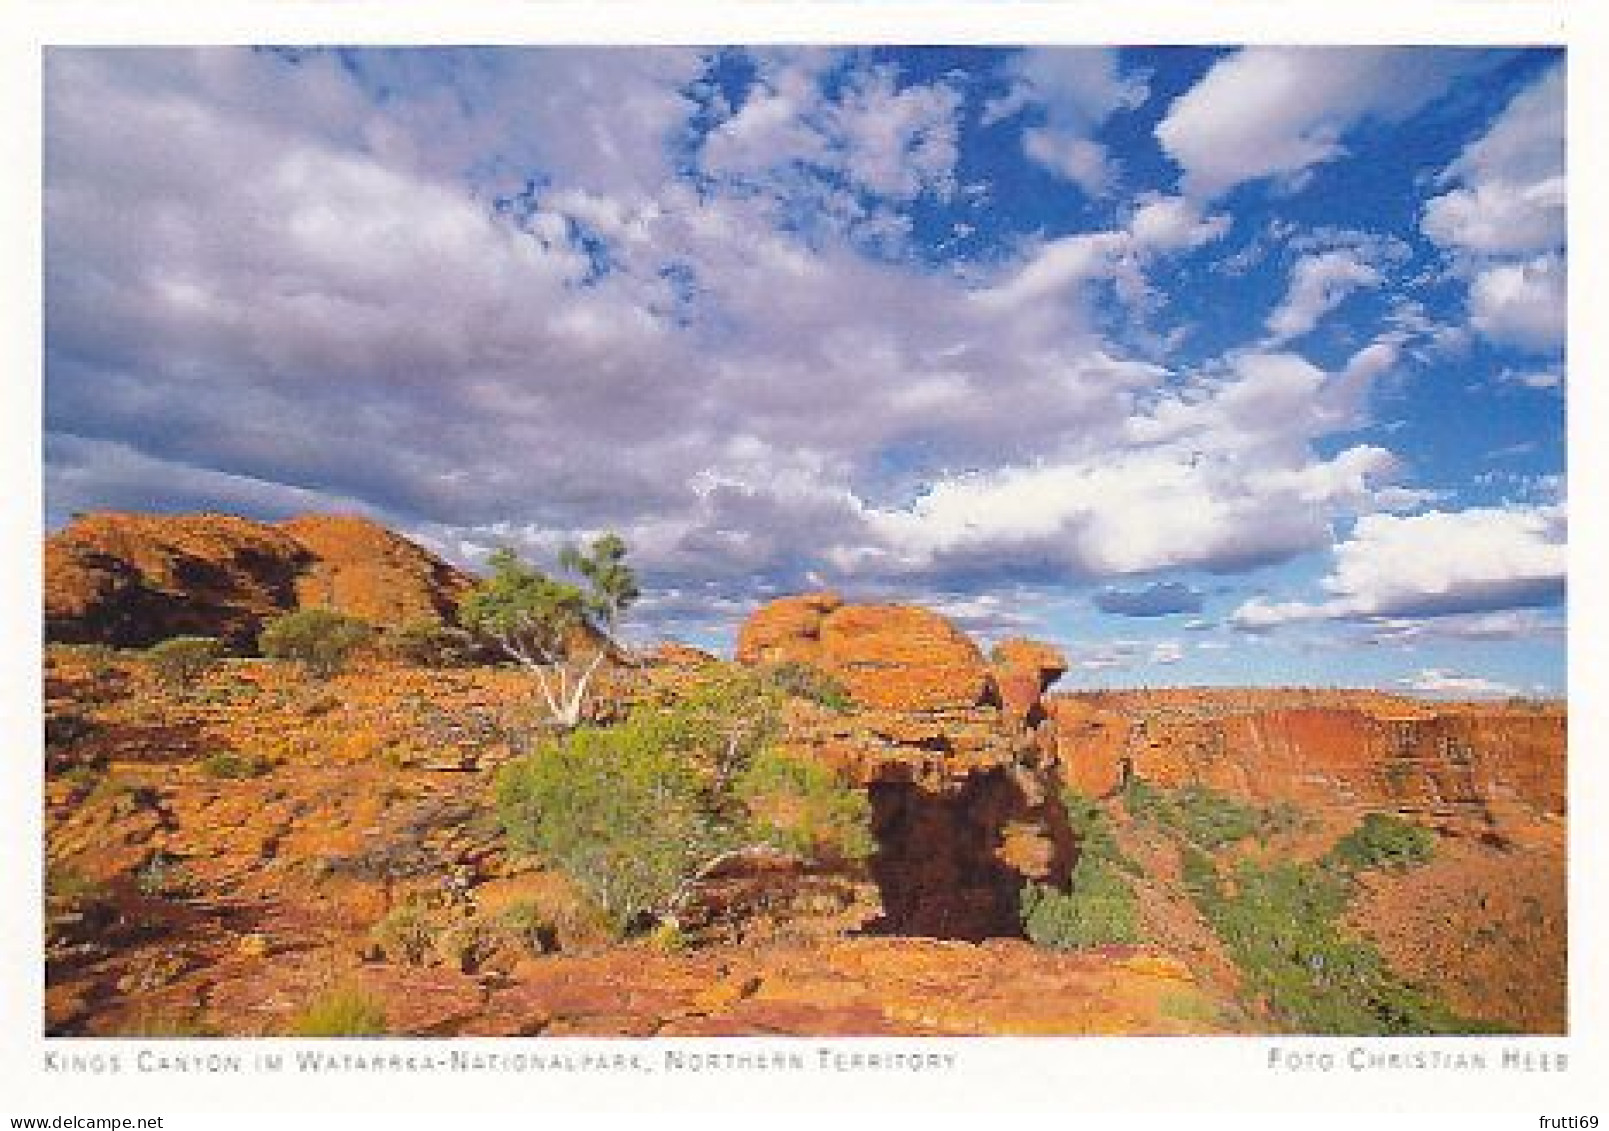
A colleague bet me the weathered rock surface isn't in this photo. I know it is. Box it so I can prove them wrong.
[45,511,471,648]
[990,637,1068,730]
[736,594,992,712]
[1048,689,1566,833]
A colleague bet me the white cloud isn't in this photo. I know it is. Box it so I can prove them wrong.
[1232,503,1566,629]
[699,54,962,210]
[1156,47,1487,198]
[1422,176,1566,257]
[1421,63,1565,354]
[1023,128,1116,197]
[1469,254,1566,352]
[857,345,1406,582]
[1150,641,1185,665]
[1128,194,1231,254]
[992,48,1147,196]
[1397,669,1519,698]
[1264,248,1384,344]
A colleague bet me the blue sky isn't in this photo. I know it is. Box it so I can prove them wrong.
[42,46,1566,696]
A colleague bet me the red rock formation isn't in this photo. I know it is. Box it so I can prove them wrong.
[45,512,472,648]
[736,594,992,712]
[990,637,1068,730]
[1048,689,1565,832]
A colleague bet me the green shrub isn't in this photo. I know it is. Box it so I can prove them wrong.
[259,608,372,678]
[1124,779,1304,849]
[146,636,225,688]
[736,748,875,863]
[1021,791,1141,949]
[497,720,715,936]
[369,900,439,966]
[1186,855,1482,1034]
[1325,812,1437,873]
[496,680,872,938]
[288,985,388,1037]
[386,620,477,668]
[494,900,559,955]
[435,915,501,973]
[764,660,853,712]
[199,750,273,779]
[1021,865,1141,949]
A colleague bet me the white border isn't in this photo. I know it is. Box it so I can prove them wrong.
[3,2,1603,1123]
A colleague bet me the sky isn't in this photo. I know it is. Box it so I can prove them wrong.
[41,45,1567,696]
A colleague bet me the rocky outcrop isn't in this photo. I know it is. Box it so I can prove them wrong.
[779,700,1073,941]
[990,637,1068,730]
[1048,690,1566,833]
[45,512,472,649]
[736,593,992,712]
[737,595,1074,937]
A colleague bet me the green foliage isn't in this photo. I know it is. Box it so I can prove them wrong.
[497,720,716,935]
[386,620,477,668]
[494,900,559,955]
[369,900,440,966]
[259,608,372,678]
[736,748,875,862]
[764,660,853,712]
[557,532,641,634]
[461,540,638,728]
[1021,791,1141,949]
[146,636,225,687]
[288,985,388,1037]
[1124,779,1305,849]
[199,749,273,779]
[461,549,589,661]
[1325,812,1438,874]
[496,672,871,938]
[435,915,501,973]
[1021,867,1142,950]
[1184,855,1480,1034]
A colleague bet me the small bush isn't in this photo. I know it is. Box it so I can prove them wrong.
[199,750,273,779]
[1124,779,1302,849]
[435,915,501,973]
[497,721,714,937]
[497,678,872,938]
[259,608,372,678]
[1021,866,1142,949]
[495,900,559,955]
[288,985,388,1037]
[736,748,875,863]
[765,660,853,712]
[1021,791,1141,949]
[369,900,439,966]
[147,636,225,688]
[386,620,477,668]
[1326,812,1437,874]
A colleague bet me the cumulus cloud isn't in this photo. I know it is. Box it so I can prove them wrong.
[1264,249,1384,344]
[1421,62,1565,354]
[42,45,1557,674]
[1156,47,1491,198]
[1232,503,1566,630]
[989,48,1148,196]
[1469,255,1566,352]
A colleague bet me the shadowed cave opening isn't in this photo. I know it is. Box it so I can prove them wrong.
[863,772,1076,941]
